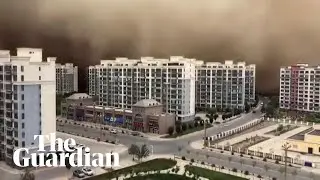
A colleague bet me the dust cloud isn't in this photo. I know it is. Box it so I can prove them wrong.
[1,0,320,93]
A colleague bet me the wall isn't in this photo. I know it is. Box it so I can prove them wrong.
[22,85,41,148]
[288,139,320,156]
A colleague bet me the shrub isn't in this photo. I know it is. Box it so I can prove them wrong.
[182,156,186,160]
[188,124,193,129]
[257,175,262,178]
[221,166,224,169]
[182,123,187,131]
[201,161,205,165]
[191,159,194,163]
[289,164,292,167]
[211,164,215,167]
[231,152,234,155]
[250,156,254,159]
[111,141,115,144]
[244,170,249,175]
[263,158,267,162]
[232,168,237,172]
[176,126,182,134]
[240,154,243,157]
[97,138,100,142]
[220,151,224,153]
[275,160,279,164]
[272,178,277,180]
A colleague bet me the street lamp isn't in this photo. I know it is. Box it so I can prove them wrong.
[282,142,291,180]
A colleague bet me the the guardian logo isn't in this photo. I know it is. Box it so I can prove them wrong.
[13,133,120,168]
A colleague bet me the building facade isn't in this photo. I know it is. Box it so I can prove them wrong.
[196,60,256,111]
[56,63,78,95]
[88,56,196,122]
[0,48,56,165]
[89,57,256,122]
[62,99,175,134]
[280,64,320,112]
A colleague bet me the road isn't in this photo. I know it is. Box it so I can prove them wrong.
[57,109,264,155]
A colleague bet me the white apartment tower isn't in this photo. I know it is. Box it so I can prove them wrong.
[0,48,56,165]
[280,64,320,112]
[196,60,256,111]
[88,56,196,122]
[56,63,78,95]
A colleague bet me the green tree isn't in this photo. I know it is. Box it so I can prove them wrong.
[206,108,216,124]
[20,168,35,180]
[213,114,219,121]
[128,144,139,160]
[245,102,250,113]
[176,125,182,134]
[130,144,150,162]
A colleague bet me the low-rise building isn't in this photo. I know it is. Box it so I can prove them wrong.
[61,99,175,134]
[287,126,320,156]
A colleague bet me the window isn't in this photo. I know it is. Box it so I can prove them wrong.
[39,67,41,71]
[39,76,41,80]
[22,141,25,147]
[21,94,24,100]
[21,85,24,91]
[22,113,25,119]
[21,75,24,81]
[22,104,24,110]
[21,66,24,72]
[22,123,24,129]
[22,132,25,138]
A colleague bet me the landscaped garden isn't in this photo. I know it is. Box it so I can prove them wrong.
[266,124,298,136]
[125,174,194,180]
[185,165,247,180]
[231,136,269,151]
[87,158,177,180]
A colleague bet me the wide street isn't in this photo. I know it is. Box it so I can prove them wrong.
[57,107,264,155]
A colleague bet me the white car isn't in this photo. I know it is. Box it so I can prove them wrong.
[82,167,94,176]
[110,129,117,134]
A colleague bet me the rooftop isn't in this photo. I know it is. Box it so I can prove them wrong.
[133,99,162,107]
[66,93,92,100]
[308,129,320,136]
[288,128,314,140]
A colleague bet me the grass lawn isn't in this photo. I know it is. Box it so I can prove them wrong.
[86,158,177,180]
[185,165,247,180]
[163,124,213,138]
[126,174,193,180]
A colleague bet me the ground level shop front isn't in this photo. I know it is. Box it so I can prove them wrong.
[62,99,175,134]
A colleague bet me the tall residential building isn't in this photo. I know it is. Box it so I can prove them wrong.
[196,60,256,111]
[0,48,56,165]
[56,63,78,95]
[88,56,196,122]
[279,64,320,112]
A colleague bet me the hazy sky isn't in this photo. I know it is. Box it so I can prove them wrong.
[1,0,320,93]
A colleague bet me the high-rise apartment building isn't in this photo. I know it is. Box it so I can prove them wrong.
[89,56,196,122]
[0,48,56,165]
[279,64,320,112]
[56,63,78,95]
[196,60,256,111]
[89,57,256,122]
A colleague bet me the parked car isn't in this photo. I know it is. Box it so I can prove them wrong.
[131,131,140,136]
[73,170,85,178]
[82,167,94,176]
[110,129,117,134]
